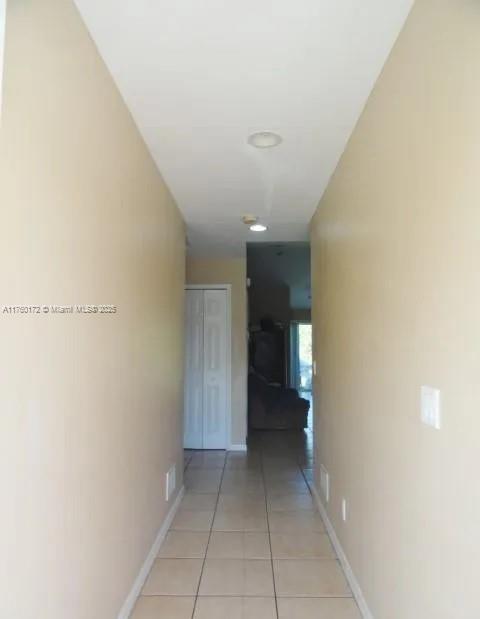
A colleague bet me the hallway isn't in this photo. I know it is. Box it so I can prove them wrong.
[131,431,361,618]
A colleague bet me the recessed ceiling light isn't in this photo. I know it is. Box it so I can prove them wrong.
[250,223,268,232]
[247,131,282,149]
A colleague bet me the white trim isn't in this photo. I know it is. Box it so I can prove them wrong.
[185,284,232,291]
[117,486,185,619]
[311,484,374,619]
[228,444,247,452]
[184,284,232,450]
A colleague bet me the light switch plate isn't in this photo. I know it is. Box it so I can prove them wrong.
[421,386,441,429]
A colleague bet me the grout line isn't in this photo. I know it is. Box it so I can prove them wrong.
[189,450,228,619]
[259,439,280,619]
[142,592,352,598]
[180,435,327,617]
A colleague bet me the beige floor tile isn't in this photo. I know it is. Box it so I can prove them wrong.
[277,597,361,618]
[135,436,354,616]
[270,532,335,559]
[185,472,222,494]
[227,452,260,460]
[185,479,222,493]
[185,469,223,479]
[226,463,262,472]
[266,480,310,495]
[222,469,263,481]
[188,452,226,469]
[217,494,267,512]
[274,559,351,597]
[268,511,325,533]
[131,596,195,619]
[142,559,203,595]
[181,493,218,511]
[207,531,271,559]
[194,596,276,619]
[170,509,214,531]
[199,559,274,596]
[221,478,265,494]
[264,470,306,482]
[225,455,261,470]
[158,531,209,558]
[213,509,268,532]
[267,494,315,511]
[265,461,300,469]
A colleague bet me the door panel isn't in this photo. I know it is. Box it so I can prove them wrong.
[202,290,227,449]
[184,290,204,449]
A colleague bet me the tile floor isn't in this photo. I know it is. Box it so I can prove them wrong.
[131,431,361,619]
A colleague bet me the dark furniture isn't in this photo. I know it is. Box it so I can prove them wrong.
[249,326,286,386]
[248,372,309,430]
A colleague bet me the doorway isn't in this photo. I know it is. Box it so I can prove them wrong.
[184,285,231,449]
[246,242,312,434]
[290,322,313,429]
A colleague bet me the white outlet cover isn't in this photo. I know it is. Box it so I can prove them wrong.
[342,498,347,522]
[166,465,176,501]
[320,465,329,503]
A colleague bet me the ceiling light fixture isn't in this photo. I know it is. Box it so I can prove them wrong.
[250,223,268,232]
[242,214,258,225]
[241,214,267,232]
[247,131,282,149]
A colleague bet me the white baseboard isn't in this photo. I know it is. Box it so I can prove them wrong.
[311,484,374,619]
[117,485,185,619]
[228,444,247,451]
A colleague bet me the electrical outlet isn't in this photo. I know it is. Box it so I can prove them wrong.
[313,360,317,376]
[342,498,347,522]
[320,464,329,503]
[166,465,176,501]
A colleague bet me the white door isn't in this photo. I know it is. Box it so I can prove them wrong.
[184,288,228,450]
[184,290,204,449]
[202,290,227,449]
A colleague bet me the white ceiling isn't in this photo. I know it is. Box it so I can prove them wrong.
[74,0,413,257]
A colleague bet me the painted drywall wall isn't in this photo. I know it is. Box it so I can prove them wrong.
[0,2,185,618]
[186,257,247,446]
[311,0,480,617]
[0,0,5,116]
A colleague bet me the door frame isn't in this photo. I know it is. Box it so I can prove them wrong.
[185,284,232,450]
[290,320,313,392]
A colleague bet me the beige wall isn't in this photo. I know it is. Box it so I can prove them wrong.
[311,1,480,617]
[0,2,185,619]
[186,257,247,446]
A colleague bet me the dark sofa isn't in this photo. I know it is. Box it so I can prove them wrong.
[248,372,309,430]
